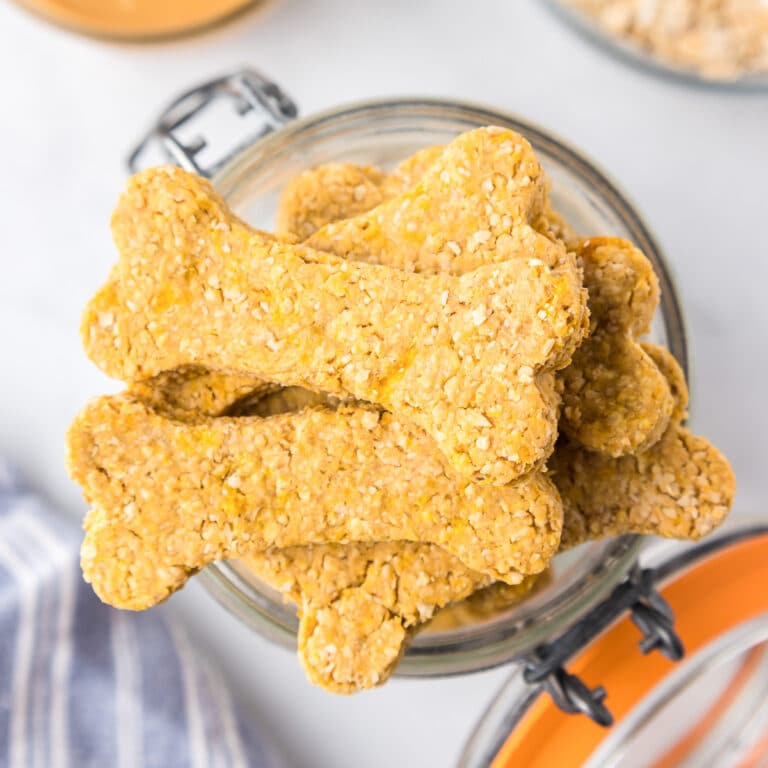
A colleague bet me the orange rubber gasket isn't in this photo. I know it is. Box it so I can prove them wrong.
[13,0,261,41]
[492,532,768,768]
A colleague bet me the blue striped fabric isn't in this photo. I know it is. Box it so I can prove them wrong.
[0,462,282,768]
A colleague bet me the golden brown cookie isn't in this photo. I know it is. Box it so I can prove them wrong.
[559,238,674,456]
[304,127,567,282]
[278,143,571,244]
[103,373,544,692]
[277,153,668,457]
[83,164,587,484]
[276,163,386,240]
[556,344,734,548]
[67,389,562,611]
[244,542,492,693]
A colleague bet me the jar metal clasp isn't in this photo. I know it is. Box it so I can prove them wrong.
[128,68,298,178]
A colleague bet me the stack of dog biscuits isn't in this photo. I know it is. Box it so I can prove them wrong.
[67,127,734,693]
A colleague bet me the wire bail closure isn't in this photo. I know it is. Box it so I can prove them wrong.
[127,68,298,178]
[523,564,685,727]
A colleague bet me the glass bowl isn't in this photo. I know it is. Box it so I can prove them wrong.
[197,99,688,678]
[545,0,768,90]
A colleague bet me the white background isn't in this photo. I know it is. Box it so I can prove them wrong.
[1,1,767,766]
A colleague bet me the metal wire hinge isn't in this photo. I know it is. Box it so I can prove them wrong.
[127,68,298,178]
[522,565,684,727]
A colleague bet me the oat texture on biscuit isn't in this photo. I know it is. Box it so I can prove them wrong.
[246,542,492,693]
[555,344,735,549]
[104,367,552,693]
[277,151,671,458]
[378,145,447,198]
[278,142,573,245]
[276,163,386,240]
[67,388,563,610]
[559,237,674,456]
[83,165,588,484]
[304,128,581,297]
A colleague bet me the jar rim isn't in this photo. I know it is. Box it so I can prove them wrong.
[201,96,687,678]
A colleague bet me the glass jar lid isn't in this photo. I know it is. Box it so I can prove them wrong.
[460,524,768,767]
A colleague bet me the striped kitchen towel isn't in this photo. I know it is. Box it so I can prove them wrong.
[0,461,282,768]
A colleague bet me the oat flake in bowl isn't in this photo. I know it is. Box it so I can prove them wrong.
[555,0,768,84]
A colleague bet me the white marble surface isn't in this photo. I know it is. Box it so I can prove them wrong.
[1,1,766,766]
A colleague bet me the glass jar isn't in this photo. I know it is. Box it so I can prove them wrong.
[131,72,688,679]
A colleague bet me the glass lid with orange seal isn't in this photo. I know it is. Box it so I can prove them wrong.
[459,523,768,768]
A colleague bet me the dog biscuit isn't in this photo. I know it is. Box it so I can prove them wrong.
[245,541,492,693]
[284,146,577,244]
[83,165,587,483]
[67,389,563,610]
[559,237,674,455]
[278,143,572,244]
[119,370,538,692]
[278,153,667,457]
[305,128,570,280]
[556,344,734,548]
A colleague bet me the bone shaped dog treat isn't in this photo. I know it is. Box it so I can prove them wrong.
[244,542,493,693]
[277,151,669,457]
[304,128,573,278]
[245,539,544,692]
[83,164,588,483]
[278,143,572,244]
[274,146,455,241]
[77,369,545,692]
[558,238,674,456]
[556,344,735,549]
[67,389,563,610]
